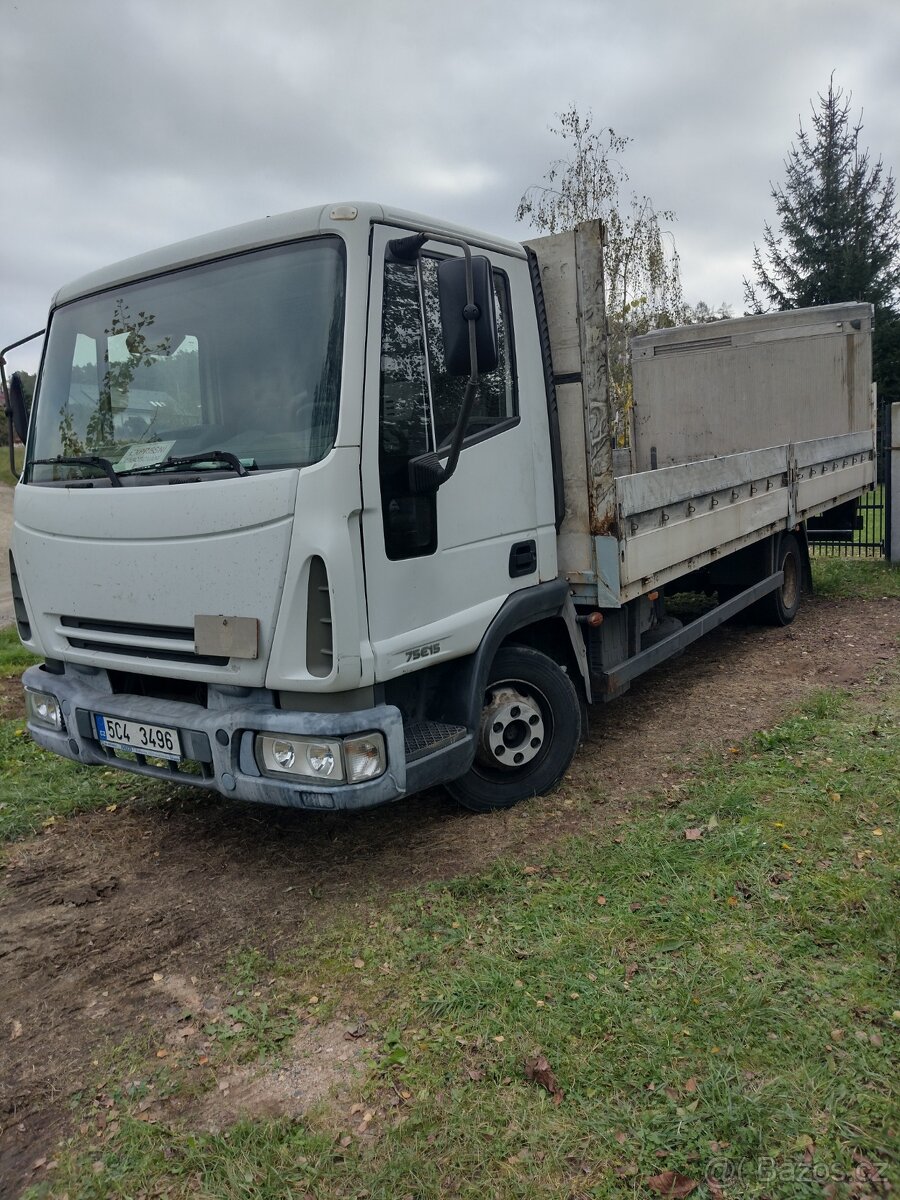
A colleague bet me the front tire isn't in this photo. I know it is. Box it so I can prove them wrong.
[447,645,583,813]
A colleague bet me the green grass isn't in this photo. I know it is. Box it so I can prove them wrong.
[0,717,182,842]
[27,682,899,1200]
[811,555,900,599]
[0,627,177,843]
[0,623,40,675]
[0,443,23,487]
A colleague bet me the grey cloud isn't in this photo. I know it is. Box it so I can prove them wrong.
[2,0,898,371]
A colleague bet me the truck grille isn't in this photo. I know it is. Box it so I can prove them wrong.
[96,742,214,784]
[57,616,228,666]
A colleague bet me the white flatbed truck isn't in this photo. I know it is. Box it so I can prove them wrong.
[4,203,876,811]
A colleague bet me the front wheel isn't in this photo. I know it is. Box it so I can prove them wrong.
[447,645,583,813]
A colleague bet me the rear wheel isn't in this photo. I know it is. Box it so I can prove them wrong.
[447,645,582,813]
[754,533,803,626]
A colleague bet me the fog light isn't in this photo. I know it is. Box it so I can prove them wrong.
[25,689,63,732]
[345,733,386,783]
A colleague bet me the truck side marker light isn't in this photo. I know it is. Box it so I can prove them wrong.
[576,612,603,627]
[330,206,358,221]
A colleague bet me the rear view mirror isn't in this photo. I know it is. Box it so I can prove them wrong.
[437,256,499,376]
[9,373,28,443]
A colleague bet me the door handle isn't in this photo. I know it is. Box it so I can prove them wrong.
[509,539,537,578]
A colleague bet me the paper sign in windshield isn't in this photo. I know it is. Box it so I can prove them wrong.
[115,441,176,471]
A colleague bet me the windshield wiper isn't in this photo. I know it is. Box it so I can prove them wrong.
[119,450,250,478]
[31,455,123,487]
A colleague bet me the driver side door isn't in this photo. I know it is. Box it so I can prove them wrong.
[360,224,541,682]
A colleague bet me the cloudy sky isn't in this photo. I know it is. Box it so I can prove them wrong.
[2,0,898,370]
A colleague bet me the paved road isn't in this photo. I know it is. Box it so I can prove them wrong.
[1,484,14,627]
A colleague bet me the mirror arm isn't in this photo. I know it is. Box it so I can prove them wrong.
[1,329,45,481]
[437,372,477,482]
[387,232,428,262]
[406,237,481,494]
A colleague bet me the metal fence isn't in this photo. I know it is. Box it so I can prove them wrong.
[808,400,892,558]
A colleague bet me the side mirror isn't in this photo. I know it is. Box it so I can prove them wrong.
[437,255,499,376]
[9,373,28,443]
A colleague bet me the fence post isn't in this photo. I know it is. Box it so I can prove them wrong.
[891,402,899,563]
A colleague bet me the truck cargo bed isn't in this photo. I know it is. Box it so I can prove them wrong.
[527,221,877,608]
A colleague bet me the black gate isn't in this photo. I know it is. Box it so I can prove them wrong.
[808,400,892,558]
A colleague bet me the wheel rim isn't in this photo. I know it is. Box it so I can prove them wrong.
[475,679,550,773]
[781,549,799,610]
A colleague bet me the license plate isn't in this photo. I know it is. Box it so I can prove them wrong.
[94,713,181,761]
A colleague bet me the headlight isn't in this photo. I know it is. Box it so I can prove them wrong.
[255,731,387,784]
[344,733,386,783]
[256,735,344,781]
[270,740,296,769]
[25,689,64,732]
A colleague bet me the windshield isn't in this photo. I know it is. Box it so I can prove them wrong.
[27,236,345,483]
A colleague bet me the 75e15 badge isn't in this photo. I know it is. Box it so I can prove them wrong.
[405,642,442,663]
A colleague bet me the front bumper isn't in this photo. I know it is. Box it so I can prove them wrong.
[21,663,461,811]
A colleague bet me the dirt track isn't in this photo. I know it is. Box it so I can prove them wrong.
[0,592,898,1194]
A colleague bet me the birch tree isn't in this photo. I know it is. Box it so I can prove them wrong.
[517,106,685,438]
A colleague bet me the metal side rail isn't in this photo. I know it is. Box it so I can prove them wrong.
[794,431,876,524]
[597,572,783,693]
[613,431,875,602]
[615,445,790,601]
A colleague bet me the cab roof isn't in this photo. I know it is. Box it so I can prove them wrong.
[53,201,528,307]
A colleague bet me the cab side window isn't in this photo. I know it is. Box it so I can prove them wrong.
[379,259,437,560]
[419,256,517,445]
[378,249,517,560]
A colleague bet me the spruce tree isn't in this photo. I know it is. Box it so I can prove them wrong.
[744,78,900,399]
